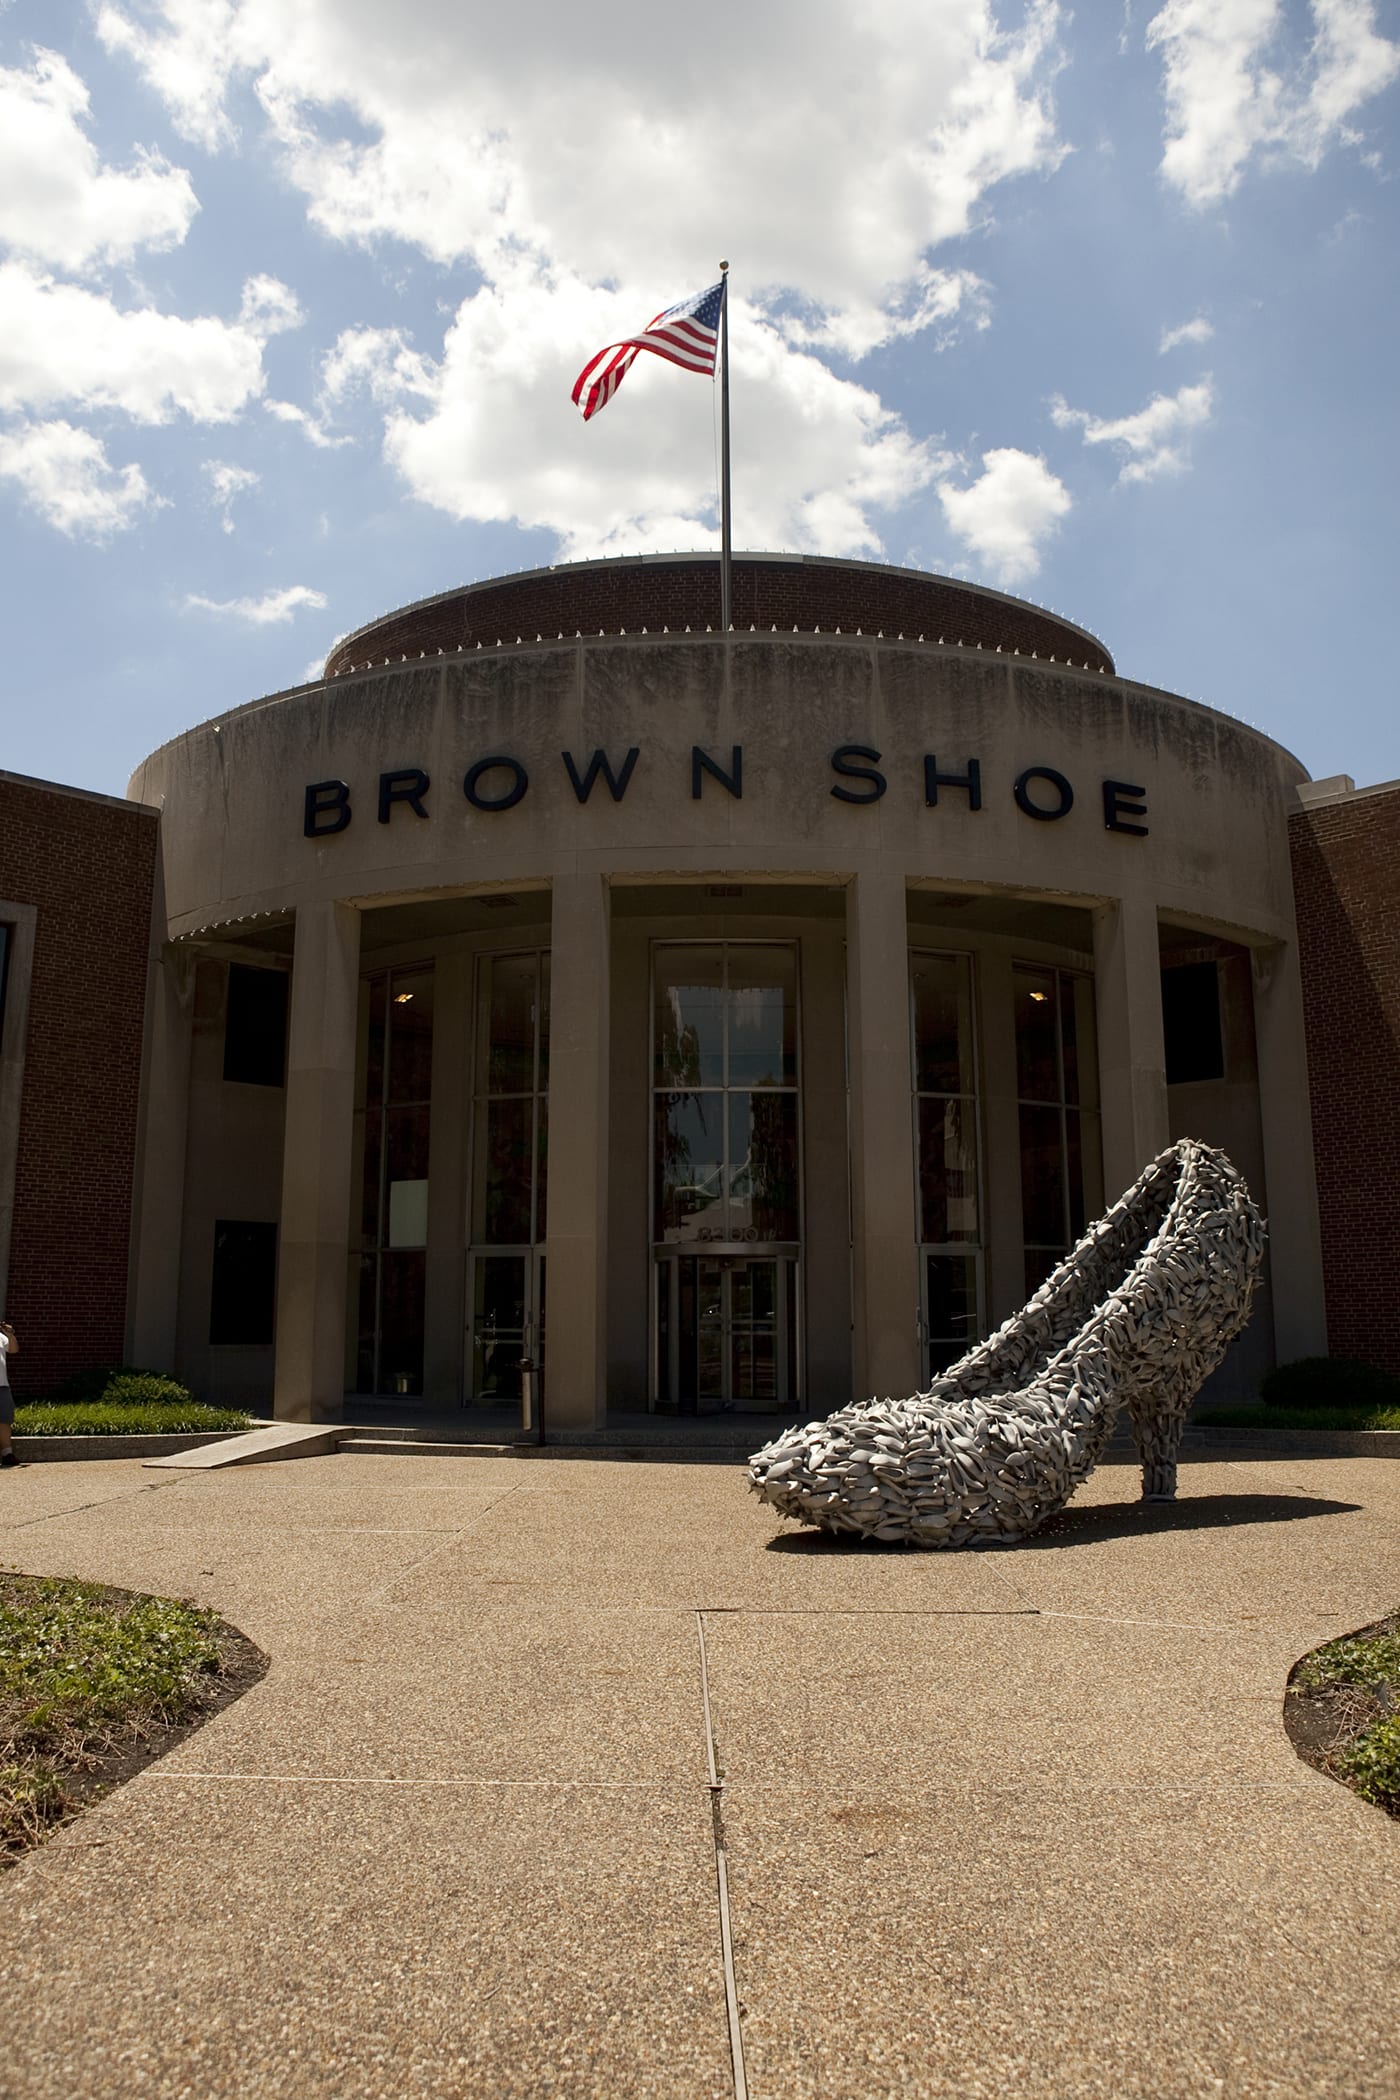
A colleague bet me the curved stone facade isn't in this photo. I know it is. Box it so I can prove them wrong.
[126,555,1324,1424]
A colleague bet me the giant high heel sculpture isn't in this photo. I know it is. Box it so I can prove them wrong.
[748,1139,1264,1548]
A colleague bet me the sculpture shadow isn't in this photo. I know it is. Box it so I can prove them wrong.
[765,1491,1361,1554]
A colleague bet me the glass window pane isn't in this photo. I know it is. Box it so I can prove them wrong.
[654,946,725,1087]
[386,1104,430,1188]
[926,1253,978,1371]
[655,1093,725,1240]
[1014,968,1060,1101]
[378,1250,426,1394]
[727,946,797,1086]
[473,1097,534,1244]
[537,952,550,1089]
[471,1257,526,1398]
[917,1096,979,1244]
[387,970,434,1102]
[388,1178,428,1248]
[356,1252,377,1392]
[535,1095,547,1243]
[1019,1102,1067,1248]
[360,1106,382,1243]
[1066,1108,1086,1240]
[1060,973,1080,1105]
[730,1092,799,1241]
[365,975,387,1107]
[1072,976,1099,1110]
[912,953,974,1095]
[482,954,536,1094]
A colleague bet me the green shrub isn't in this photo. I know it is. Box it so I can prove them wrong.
[1259,1356,1400,1412]
[46,1364,189,1406]
[1335,1713,1400,1815]
[1196,1401,1400,1433]
[101,1373,191,1407]
[15,1400,252,1437]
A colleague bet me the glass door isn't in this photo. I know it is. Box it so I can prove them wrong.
[911,951,983,1382]
[650,942,802,1411]
[655,1253,798,1411]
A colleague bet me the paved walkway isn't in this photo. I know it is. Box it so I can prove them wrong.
[2,1445,1398,2098]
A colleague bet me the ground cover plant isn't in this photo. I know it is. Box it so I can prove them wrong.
[0,1573,264,1864]
[1285,1612,1400,1818]
[14,1399,253,1436]
[1261,1356,1400,1411]
[1195,1401,1400,1433]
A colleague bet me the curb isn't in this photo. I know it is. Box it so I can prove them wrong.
[10,1431,247,1462]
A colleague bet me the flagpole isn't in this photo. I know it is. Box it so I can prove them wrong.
[719,260,732,633]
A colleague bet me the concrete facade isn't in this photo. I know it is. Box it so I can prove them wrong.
[116,553,1327,1425]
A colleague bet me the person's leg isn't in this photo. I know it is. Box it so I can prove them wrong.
[0,1390,15,1463]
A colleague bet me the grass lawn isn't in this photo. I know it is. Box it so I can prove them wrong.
[1,1573,263,1863]
[1194,1402,1400,1433]
[14,1400,253,1436]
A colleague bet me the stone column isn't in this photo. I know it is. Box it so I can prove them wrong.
[274,900,361,1421]
[544,868,610,1428]
[847,869,920,1402]
[1092,896,1170,1199]
[126,942,195,1370]
[976,948,1026,1328]
[423,949,470,1405]
[800,924,854,1413]
[1252,939,1328,1361]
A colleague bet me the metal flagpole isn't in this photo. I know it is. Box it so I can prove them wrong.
[719,260,732,633]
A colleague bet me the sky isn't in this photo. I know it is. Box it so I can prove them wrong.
[1,0,1397,800]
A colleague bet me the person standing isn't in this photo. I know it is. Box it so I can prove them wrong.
[0,1319,18,1467]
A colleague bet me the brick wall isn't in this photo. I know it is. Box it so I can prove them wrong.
[325,556,1114,679]
[1290,786,1400,1373]
[0,775,157,1396]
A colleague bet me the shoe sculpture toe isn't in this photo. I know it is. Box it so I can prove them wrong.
[748,1139,1264,1548]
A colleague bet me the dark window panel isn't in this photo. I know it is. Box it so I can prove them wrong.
[209,1219,277,1345]
[223,965,289,1087]
[1162,961,1224,1085]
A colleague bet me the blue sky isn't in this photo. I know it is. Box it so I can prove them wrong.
[1,0,1397,798]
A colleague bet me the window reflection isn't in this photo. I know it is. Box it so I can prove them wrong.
[911,951,982,1376]
[1014,964,1102,1288]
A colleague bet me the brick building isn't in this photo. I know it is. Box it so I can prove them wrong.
[0,771,158,1396]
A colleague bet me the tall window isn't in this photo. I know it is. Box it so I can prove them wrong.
[356,967,434,1394]
[223,964,288,1087]
[1014,965,1101,1295]
[652,944,799,1246]
[467,952,549,1400]
[911,952,982,1374]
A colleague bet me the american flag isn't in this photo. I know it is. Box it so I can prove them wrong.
[572,280,725,422]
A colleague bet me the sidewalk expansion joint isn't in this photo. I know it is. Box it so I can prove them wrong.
[696,1610,750,2100]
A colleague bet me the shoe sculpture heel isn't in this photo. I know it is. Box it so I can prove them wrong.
[748,1139,1264,1548]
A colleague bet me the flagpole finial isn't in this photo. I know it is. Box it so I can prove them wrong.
[720,259,729,274]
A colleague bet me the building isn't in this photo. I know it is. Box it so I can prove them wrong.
[7,551,1396,1418]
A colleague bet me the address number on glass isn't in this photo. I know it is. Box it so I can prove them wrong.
[696,1226,760,1243]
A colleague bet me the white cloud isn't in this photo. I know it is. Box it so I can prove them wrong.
[185,583,328,623]
[0,418,159,538]
[1147,0,1400,205]
[1051,378,1214,482]
[1159,314,1214,351]
[203,457,258,531]
[0,263,301,423]
[262,397,349,447]
[98,0,1067,360]
[323,282,948,559]
[0,49,198,272]
[936,448,1070,583]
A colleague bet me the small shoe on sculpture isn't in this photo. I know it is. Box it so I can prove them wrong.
[748,1138,1264,1549]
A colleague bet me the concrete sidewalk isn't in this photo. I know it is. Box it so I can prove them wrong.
[2,1447,1398,2098]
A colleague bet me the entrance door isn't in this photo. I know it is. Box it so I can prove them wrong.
[655,1252,798,1411]
[466,1251,544,1402]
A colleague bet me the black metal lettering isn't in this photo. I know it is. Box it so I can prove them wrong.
[1013,766,1074,821]
[464,757,528,811]
[830,745,887,804]
[691,745,742,799]
[304,779,351,837]
[561,747,640,803]
[1103,779,1149,836]
[377,767,430,824]
[923,756,982,810]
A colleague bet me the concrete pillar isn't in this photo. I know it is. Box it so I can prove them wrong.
[977,948,1026,1329]
[1252,939,1328,1361]
[1093,896,1170,1199]
[126,943,195,1369]
[274,900,361,1421]
[847,869,919,1402]
[423,949,470,1404]
[544,868,610,1427]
